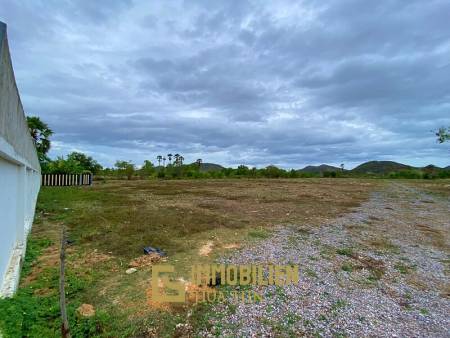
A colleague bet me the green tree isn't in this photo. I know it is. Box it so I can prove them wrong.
[174,154,181,166]
[263,165,284,178]
[115,161,135,180]
[26,116,53,163]
[140,160,155,178]
[436,127,450,143]
[157,155,162,167]
[44,156,84,174]
[236,165,250,176]
[66,152,102,174]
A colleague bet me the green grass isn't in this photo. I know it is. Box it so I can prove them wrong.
[248,229,270,239]
[331,299,348,312]
[336,247,354,257]
[21,237,53,277]
[0,184,279,336]
[419,308,429,316]
[304,268,318,278]
[395,262,415,275]
[0,237,120,337]
[0,179,379,336]
[341,263,353,273]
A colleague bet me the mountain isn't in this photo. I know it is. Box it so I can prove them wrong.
[299,164,342,173]
[351,161,412,174]
[421,164,442,170]
[199,162,224,172]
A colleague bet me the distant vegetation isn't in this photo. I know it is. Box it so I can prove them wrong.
[96,158,450,180]
[41,152,103,175]
[27,118,450,180]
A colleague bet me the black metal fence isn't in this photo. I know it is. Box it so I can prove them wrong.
[41,173,92,187]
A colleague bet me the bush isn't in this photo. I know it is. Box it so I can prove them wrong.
[263,165,285,178]
[388,170,423,179]
[437,170,450,179]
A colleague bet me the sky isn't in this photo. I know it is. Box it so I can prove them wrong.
[1,0,449,169]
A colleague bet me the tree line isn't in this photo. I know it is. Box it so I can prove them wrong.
[26,116,450,179]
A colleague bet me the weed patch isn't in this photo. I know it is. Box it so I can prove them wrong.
[336,247,354,257]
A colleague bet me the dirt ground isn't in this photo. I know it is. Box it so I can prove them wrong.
[12,178,450,337]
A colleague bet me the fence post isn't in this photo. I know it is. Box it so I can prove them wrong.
[59,225,71,337]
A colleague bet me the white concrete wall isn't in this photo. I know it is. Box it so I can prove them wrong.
[0,158,19,282]
[0,21,41,298]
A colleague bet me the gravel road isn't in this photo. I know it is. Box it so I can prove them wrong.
[198,182,450,337]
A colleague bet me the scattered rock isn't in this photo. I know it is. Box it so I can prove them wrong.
[174,323,193,337]
[77,304,95,317]
[126,268,137,274]
[201,183,450,337]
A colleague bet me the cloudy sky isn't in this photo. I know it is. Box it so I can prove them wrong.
[1,0,449,169]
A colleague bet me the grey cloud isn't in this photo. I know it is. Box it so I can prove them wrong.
[1,0,449,168]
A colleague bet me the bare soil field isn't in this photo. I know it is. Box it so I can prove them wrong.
[1,179,448,337]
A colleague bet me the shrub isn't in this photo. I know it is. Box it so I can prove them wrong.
[323,171,337,178]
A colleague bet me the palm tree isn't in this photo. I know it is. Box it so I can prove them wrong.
[157,155,162,167]
[436,126,450,143]
[163,157,166,167]
[179,156,184,165]
[26,116,53,162]
[167,153,173,165]
[196,158,202,168]
[174,153,180,166]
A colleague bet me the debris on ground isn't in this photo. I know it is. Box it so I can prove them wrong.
[77,304,95,317]
[144,246,166,256]
[80,249,113,265]
[126,268,137,274]
[199,241,214,256]
[223,243,240,250]
[174,323,193,337]
[129,253,163,268]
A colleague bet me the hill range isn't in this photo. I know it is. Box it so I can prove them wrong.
[301,161,448,174]
[198,160,449,175]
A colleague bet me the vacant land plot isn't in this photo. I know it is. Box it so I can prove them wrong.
[0,179,448,337]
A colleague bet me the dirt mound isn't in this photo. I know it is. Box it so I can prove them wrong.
[199,241,214,256]
[77,304,95,317]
